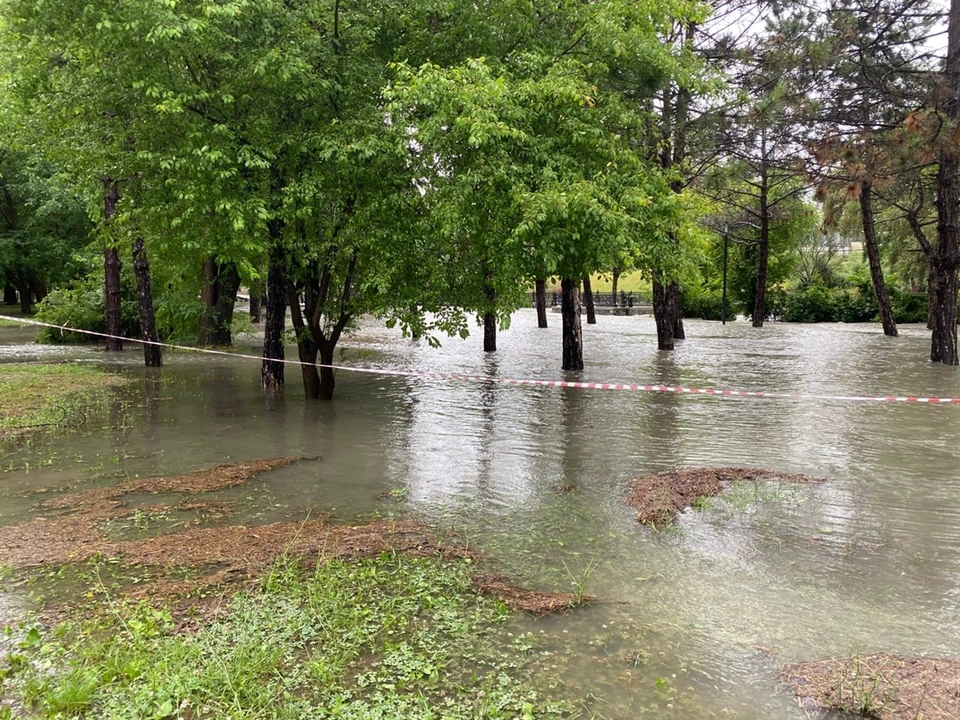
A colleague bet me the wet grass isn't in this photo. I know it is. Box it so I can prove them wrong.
[0,363,129,434]
[0,555,571,719]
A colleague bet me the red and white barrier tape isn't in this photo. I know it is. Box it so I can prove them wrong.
[2,314,959,404]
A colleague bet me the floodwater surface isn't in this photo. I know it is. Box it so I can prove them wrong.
[2,311,960,719]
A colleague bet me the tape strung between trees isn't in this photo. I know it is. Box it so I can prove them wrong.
[2,314,960,404]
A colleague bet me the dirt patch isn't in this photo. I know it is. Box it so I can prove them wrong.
[782,655,960,720]
[471,573,589,616]
[626,466,824,526]
[0,458,309,567]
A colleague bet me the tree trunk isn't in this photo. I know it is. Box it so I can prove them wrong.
[261,241,287,387]
[103,179,123,352]
[859,181,898,337]
[30,273,48,305]
[560,276,583,370]
[3,283,16,306]
[199,258,241,346]
[670,282,685,339]
[582,276,597,324]
[535,277,548,328]
[927,265,938,330]
[132,235,162,367]
[652,278,675,350]
[15,278,31,314]
[297,335,320,400]
[611,268,620,306]
[250,287,262,323]
[931,0,960,365]
[483,276,496,351]
[318,342,336,400]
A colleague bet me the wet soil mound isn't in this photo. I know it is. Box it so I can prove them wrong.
[782,655,960,720]
[626,466,824,526]
[471,573,590,616]
[0,458,309,567]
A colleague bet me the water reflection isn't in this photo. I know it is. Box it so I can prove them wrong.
[2,312,960,718]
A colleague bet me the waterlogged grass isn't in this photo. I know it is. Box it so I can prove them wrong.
[0,363,128,433]
[1,555,571,719]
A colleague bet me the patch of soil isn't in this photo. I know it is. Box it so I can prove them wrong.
[782,655,960,720]
[471,573,590,616]
[626,466,824,526]
[0,458,309,567]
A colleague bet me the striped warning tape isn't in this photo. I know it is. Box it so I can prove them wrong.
[2,313,959,404]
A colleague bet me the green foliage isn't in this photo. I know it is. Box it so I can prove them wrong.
[3,556,569,719]
[35,270,140,344]
[777,284,930,324]
[680,285,736,321]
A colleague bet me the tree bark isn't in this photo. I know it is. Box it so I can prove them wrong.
[611,268,620,306]
[298,335,321,400]
[582,276,597,324]
[132,235,162,367]
[670,281,685,339]
[249,287,262,323]
[535,276,548,328]
[318,342,336,400]
[652,278,676,350]
[261,240,287,387]
[30,273,48,305]
[859,180,898,336]
[560,276,583,370]
[3,283,16,306]
[15,278,31,314]
[931,0,960,365]
[199,257,241,346]
[103,179,123,352]
[483,275,496,351]
[927,265,938,330]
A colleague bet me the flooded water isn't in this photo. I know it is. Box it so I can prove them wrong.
[2,310,960,718]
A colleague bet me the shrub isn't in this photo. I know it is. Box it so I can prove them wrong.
[681,286,737,321]
[35,273,140,343]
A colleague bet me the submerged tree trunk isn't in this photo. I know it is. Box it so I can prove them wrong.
[535,277,548,328]
[931,0,960,365]
[298,335,321,400]
[131,235,162,367]
[483,275,496,352]
[671,282,685,339]
[3,283,16,306]
[199,258,241,346]
[318,342,336,400]
[652,278,676,351]
[103,179,123,352]
[582,276,597,324]
[859,181,898,337]
[560,276,583,370]
[261,241,287,388]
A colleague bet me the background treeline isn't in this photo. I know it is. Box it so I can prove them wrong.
[1,0,959,402]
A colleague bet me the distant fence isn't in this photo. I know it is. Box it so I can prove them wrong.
[528,290,651,308]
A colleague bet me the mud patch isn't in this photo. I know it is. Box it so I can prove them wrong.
[0,458,309,567]
[782,654,960,720]
[626,466,823,526]
[471,573,590,616]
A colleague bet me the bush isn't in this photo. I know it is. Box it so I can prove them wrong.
[778,284,939,324]
[35,273,140,343]
[680,287,737,321]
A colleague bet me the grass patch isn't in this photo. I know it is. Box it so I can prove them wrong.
[2,555,570,719]
[545,271,651,294]
[0,363,128,433]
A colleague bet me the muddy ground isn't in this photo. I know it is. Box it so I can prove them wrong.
[626,466,824,526]
[782,654,960,720]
